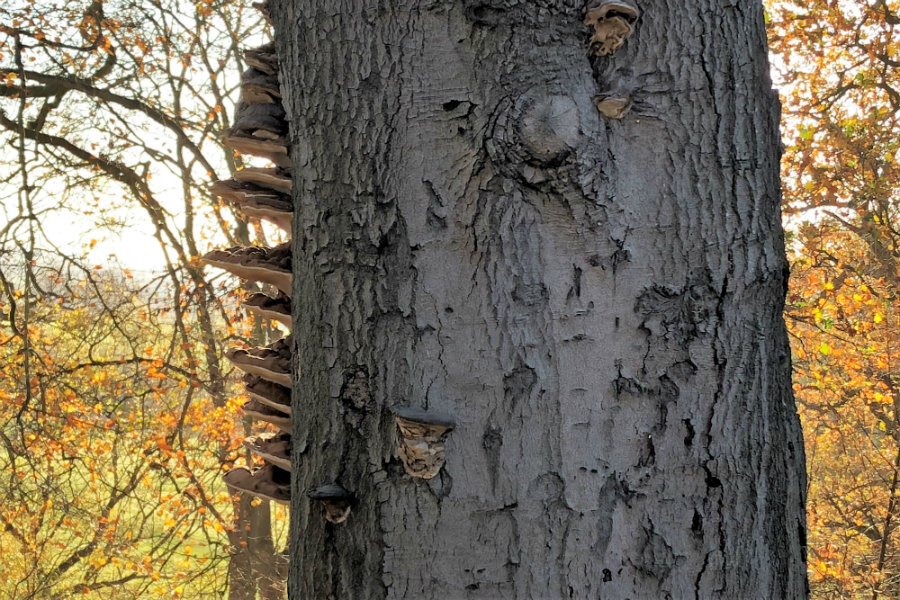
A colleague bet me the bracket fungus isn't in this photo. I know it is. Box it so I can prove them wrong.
[233,166,292,193]
[244,43,278,76]
[241,68,282,104]
[209,180,292,232]
[244,432,291,471]
[201,243,292,294]
[242,399,292,432]
[243,374,291,415]
[594,93,633,119]
[244,292,292,327]
[224,464,290,505]
[308,485,354,524]
[227,337,293,387]
[392,406,455,480]
[584,0,640,56]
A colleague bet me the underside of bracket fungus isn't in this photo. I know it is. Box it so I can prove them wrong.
[244,43,277,76]
[242,399,292,433]
[308,485,354,524]
[594,93,633,119]
[226,336,293,387]
[584,0,640,56]
[224,464,290,505]
[233,166,292,193]
[392,406,455,480]
[244,432,292,471]
[209,180,292,232]
[201,243,292,294]
[243,292,292,327]
[243,374,292,415]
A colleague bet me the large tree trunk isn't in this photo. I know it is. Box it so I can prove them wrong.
[273,0,808,597]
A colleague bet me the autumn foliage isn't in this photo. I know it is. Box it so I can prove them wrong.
[0,0,287,597]
[768,0,900,596]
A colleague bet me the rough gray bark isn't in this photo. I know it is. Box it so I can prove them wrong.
[273,0,808,598]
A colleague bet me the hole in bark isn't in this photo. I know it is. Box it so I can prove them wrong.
[444,306,454,314]
[602,569,612,582]
[705,473,721,488]
[573,265,583,298]
[466,583,479,590]
[443,100,462,111]
[682,418,694,447]
[466,5,503,25]
[691,510,703,536]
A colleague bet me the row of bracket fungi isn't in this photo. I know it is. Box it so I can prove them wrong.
[203,3,457,528]
[203,0,297,511]
[584,0,640,119]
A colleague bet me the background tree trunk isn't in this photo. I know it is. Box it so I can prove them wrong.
[273,0,808,597]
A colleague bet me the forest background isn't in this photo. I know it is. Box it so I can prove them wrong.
[0,0,897,598]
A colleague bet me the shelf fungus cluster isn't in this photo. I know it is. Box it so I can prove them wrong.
[584,0,640,120]
[584,0,640,57]
[204,1,294,509]
[393,407,455,480]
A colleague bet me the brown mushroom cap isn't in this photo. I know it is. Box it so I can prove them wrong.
[227,337,293,387]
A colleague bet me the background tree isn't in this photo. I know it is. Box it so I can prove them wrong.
[767,0,900,597]
[0,0,289,597]
[274,0,807,597]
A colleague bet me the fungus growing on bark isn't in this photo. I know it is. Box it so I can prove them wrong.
[392,406,455,479]
[242,399,291,432]
[224,464,290,505]
[226,336,293,386]
[232,101,287,135]
[209,180,292,231]
[222,132,290,167]
[244,43,278,75]
[244,432,292,471]
[241,68,282,104]
[243,374,291,415]
[244,292,291,327]
[308,485,354,524]
[584,0,640,56]
[594,93,633,119]
[201,242,292,294]
[233,166,292,193]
